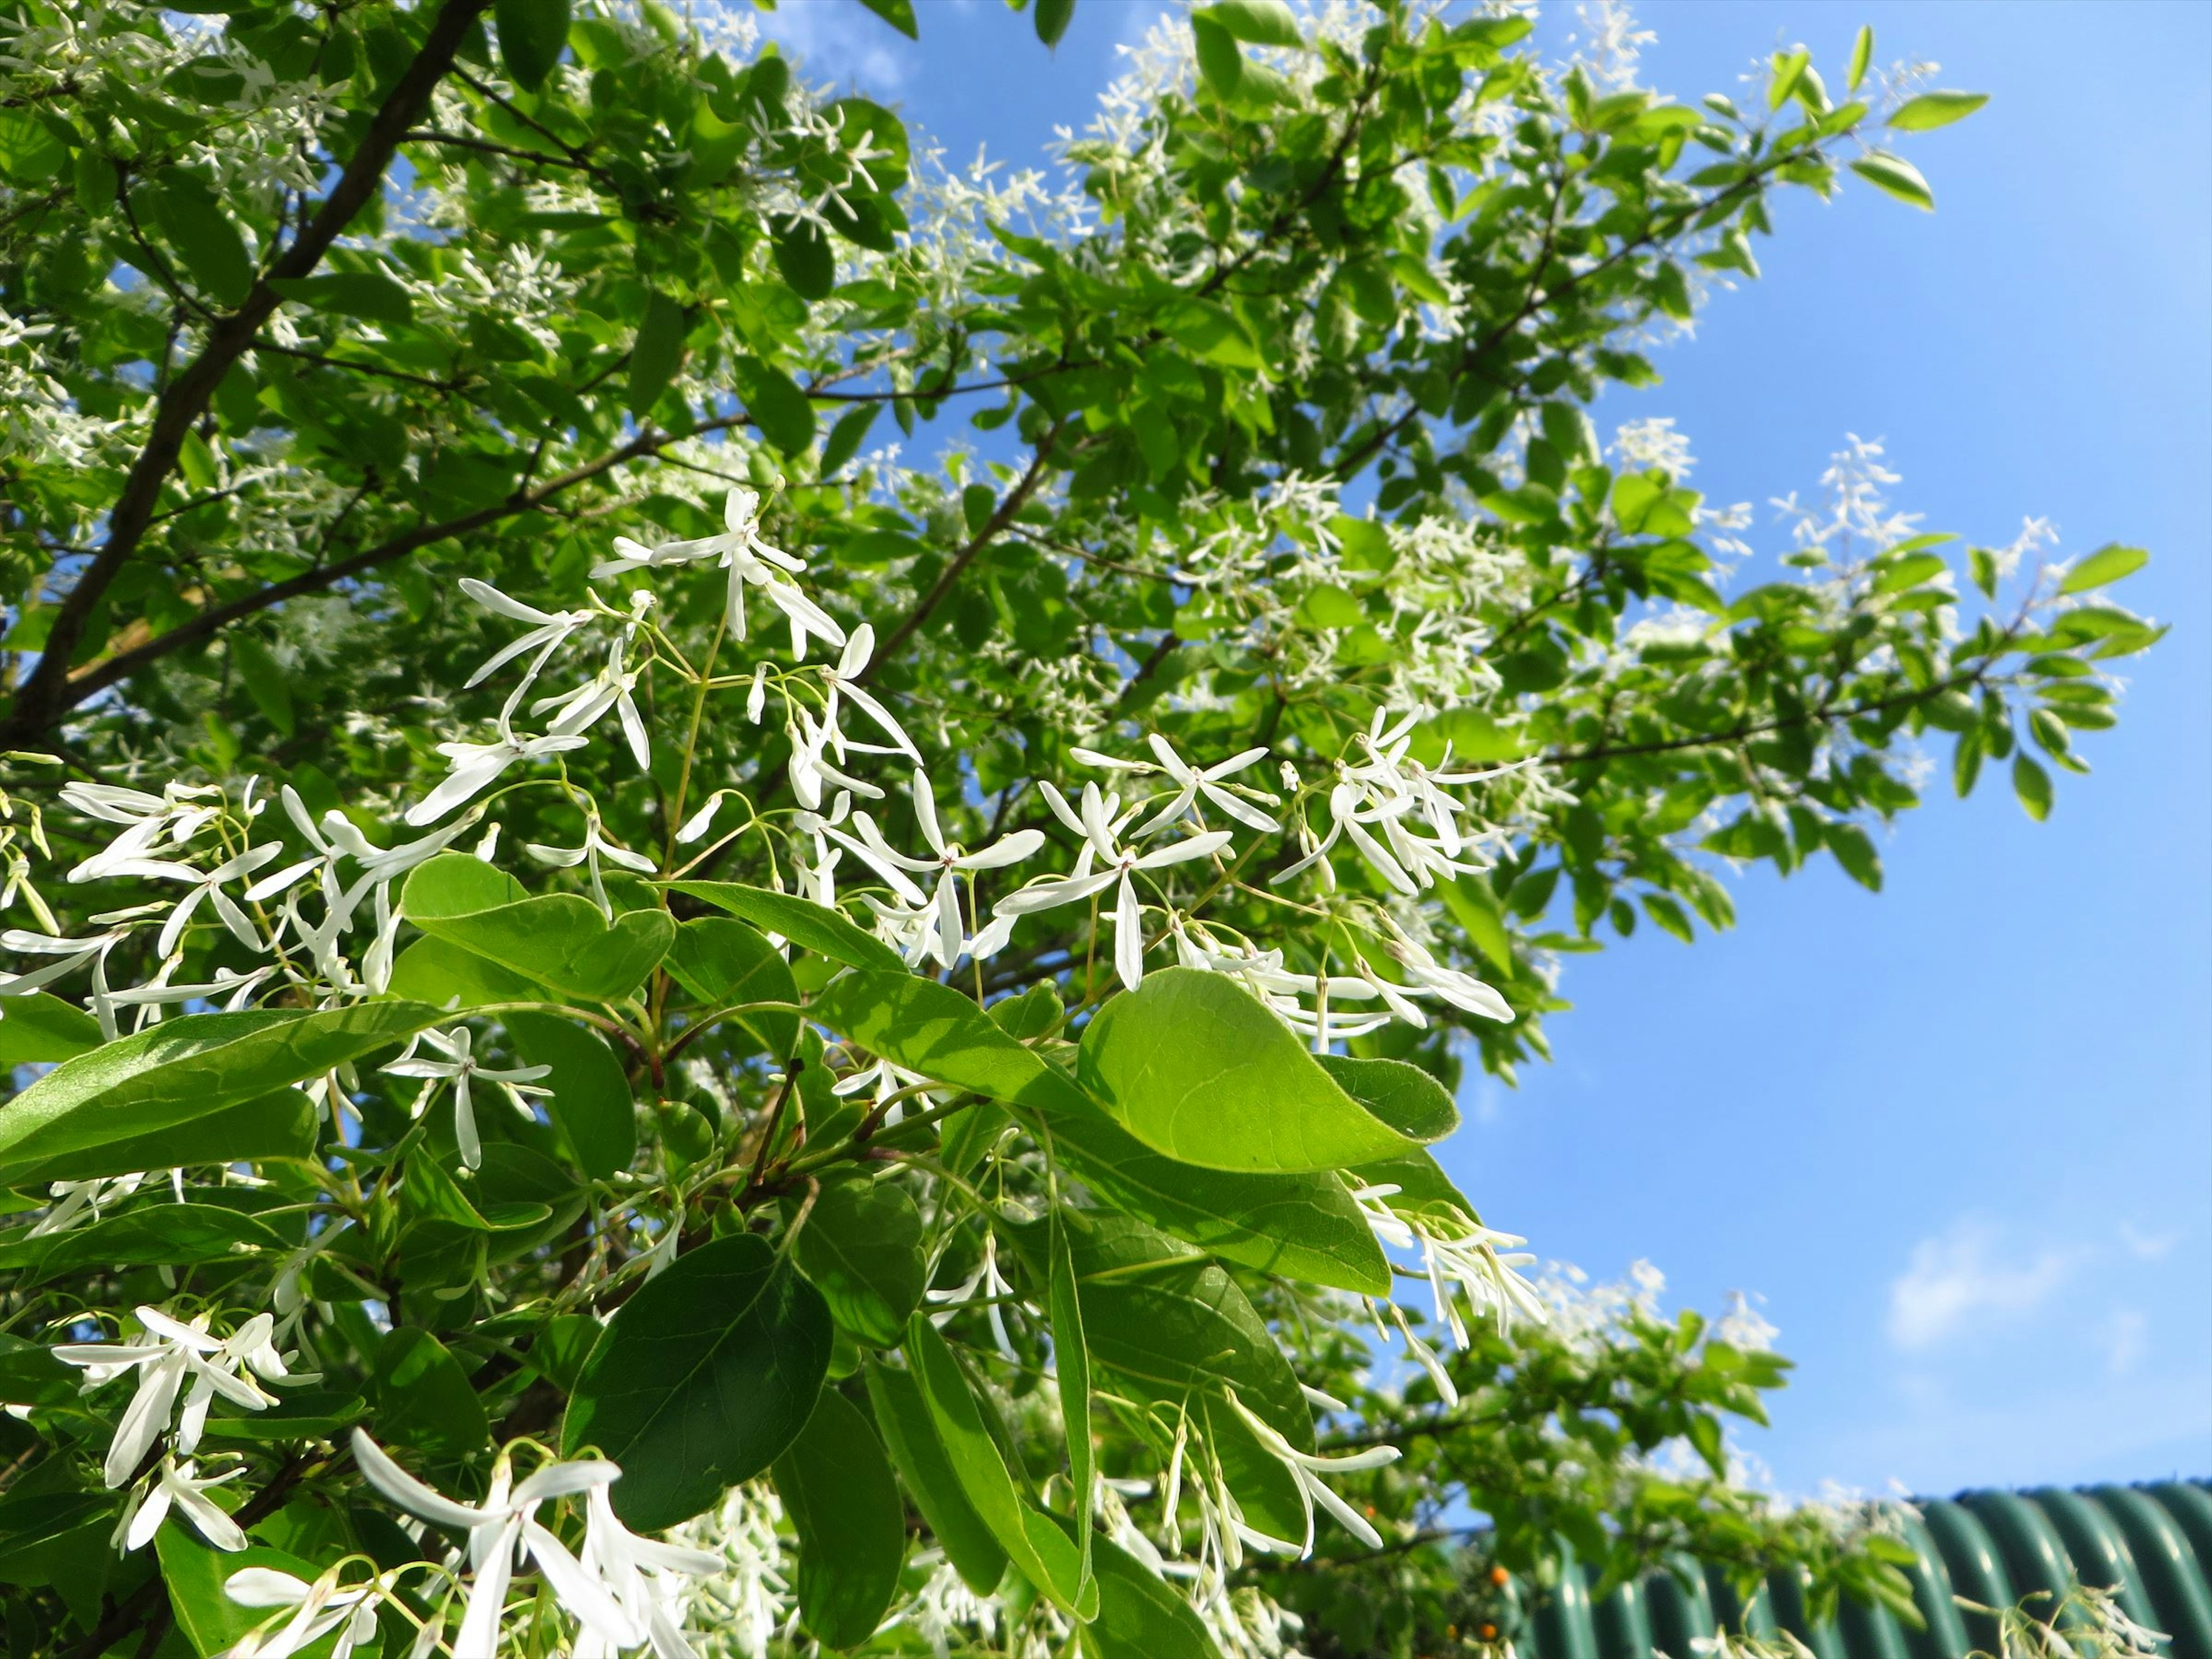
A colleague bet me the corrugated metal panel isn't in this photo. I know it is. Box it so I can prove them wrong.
[1522,1483,2211,1659]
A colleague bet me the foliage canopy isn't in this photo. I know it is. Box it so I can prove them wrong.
[0,3,2159,1658]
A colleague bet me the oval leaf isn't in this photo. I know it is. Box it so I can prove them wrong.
[1076,968,1427,1172]
[772,1388,906,1648]
[403,854,673,1003]
[793,1175,927,1347]
[810,971,1090,1116]
[566,1233,832,1529]
[0,1002,437,1171]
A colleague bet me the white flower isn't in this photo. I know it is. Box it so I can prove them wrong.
[1070,736,1278,835]
[1220,1388,1400,1556]
[381,1025,552,1172]
[224,1565,393,1659]
[926,1229,1024,1366]
[594,490,845,662]
[406,732,589,826]
[459,578,594,702]
[1380,935,1512,1023]
[819,772,1043,969]
[816,623,919,762]
[995,782,1232,990]
[0,927,125,1032]
[93,842,285,958]
[525,810,658,916]
[25,1172,149,1238]
[1351,1196,1546,1349]
[787,708,884,812]
[575,1482,722,1659]
[54,1308,287,1487]
[60,781,221,881]
[115,1454,247,1554]
[533,630,652,771]
[351,1431,643,1657]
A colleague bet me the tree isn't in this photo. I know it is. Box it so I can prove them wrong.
[0,3,2161,1658]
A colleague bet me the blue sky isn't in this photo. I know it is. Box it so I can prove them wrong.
[752,0,2212,1497]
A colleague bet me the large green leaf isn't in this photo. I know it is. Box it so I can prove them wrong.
[1080,1531,1225,1659]
[1314,1055,1459,1142]
[812,972,1089,1115]
[387,934,544,1010]
[1049,1214,1096,1597]
[494,0,571,91]
[566,1234,831,1529]
[665,916,800,1055]
[372,1327,489,1458]
[863,1358,1007,1595]
[665,881,903,972]
[402,855,672,1003]
[1012,1212,1310,1448]
[0,993,101,1067]
[772,1388,906,1649]
[904,1315,1098,1620]
[1047,1097,1389,1295]
[0,1002,436,1172]
[502,1012,636,1180]
[145,169,252,308]
[0,1203,283,1275]
[0,1089,317,1188]
[793,1175,926,1347]
[1077,969,1427,1172]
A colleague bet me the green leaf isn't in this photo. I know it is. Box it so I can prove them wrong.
[1349,1147,1479,1232]
[0,993,102,1067]
[1767,49,1810,112]
[773,218,835,301]
[627,291,687,419]
[0,1089,317,1189]
[734,354,816,457]
[1190,15,1243,99]
[1077,968,1429,1173]
[819,405,880,477]
[503,1012,637,1180]
[811,971,1090,1115]
[0,1202,282,1274]
[794,1175,927,1347]
[1825,822,1883,892]
[1313,1055,1459,1143]
[1021,1212,1311,1448]
[0,1003,435,1172]
[372,1327,490,1457]
[903,1315,1099,1620]
[1846,25,1873,94]
[1889,90,1988,132]
[1049,1212,1096,1596]
[1954,730,1985,798]
[863,1357,1007,1595]
[566,1233,832,1529]
[2058,544,2149,595]
[1046,1096,1389,1294]
[666,881,904,972]
[0,108,69,185]
[402,855,673,1003]
[666,916,800,1056]
[145,170,253,308]
[1194,0,1301,47]
[228,633,294,736]
[1849,151,1934,211]
[853,0,918,39]
[2012,753,2053,822]
[1081,1531,1226,1659]
[495,0,570,90]
[266,271,415,327]
[772,1388,906,1649]
[1035,0,1076,48]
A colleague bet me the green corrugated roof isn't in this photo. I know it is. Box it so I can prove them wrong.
[1528,1483,2212,1659]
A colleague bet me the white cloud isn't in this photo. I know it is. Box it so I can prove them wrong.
[1886,1217,2073,1351]
[2119,1221,2179,1261]
[2104,1308,2149,1376]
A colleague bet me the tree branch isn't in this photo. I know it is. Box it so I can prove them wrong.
[0,0,495,751]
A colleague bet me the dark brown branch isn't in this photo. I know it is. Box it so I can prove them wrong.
[0,0,495,751]
[59,414,747,708]
[858,420,1066,681]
